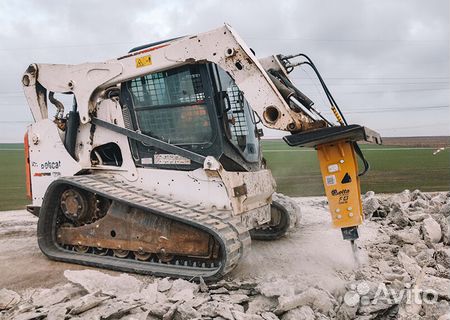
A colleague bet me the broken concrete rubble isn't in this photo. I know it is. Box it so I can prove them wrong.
[434,214,450,244]
[212,293,249,304]
[64,269,143,296]
[2,190,449,320]
[362,196,380,218]
[348,190,450,319]
[68,291,111,315]
[390,228,421,245]
[256,279,295,298]
[281,305,315,320]
[421,275,450,300]
[246,295,278,314]
[422,216,443,244]
[434,248,450,268]
[174,302,201,319]
[388,204,410,228]
[31,283,86,308]
[274,287,336,316]
[157,277,173,293]
[397,251,422,278]
[169,288,194,303]
[0,288,21,311]
[140,282,158,304]
[439,203,450,217]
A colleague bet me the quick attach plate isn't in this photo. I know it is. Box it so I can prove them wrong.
[283,124,382,148]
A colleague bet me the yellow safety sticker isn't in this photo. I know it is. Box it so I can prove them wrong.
[135,55,152,68]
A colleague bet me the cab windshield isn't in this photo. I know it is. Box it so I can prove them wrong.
[126,65,214,146]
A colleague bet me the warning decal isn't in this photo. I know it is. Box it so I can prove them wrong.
[135,55,152,68]
[341,172,352,184]
[325,175,337,186]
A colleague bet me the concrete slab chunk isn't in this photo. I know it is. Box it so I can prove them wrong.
[397,251,422,278]
[68,291,111,315]
[175,302,201,319]
[421,275,450,299]
[64,270,142,296]
[281,305,315,320]
[275,287,336,315]
[0,288,21,310]
[140,282,158,304]
[257,279,295,297]
[422,217,442,244]
[157,277,173,292]
[434,248,450,268]
[170,288,194,302]
[246,295,277,314]
[32,283,85,307]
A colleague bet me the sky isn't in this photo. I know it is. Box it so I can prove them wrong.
[0,0,448,142]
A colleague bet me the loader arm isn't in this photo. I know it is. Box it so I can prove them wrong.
[22,24,312,132]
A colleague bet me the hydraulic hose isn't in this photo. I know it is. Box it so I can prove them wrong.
[49,92,65,119]
[279,54,370,176]
[353,142,370,176]
[268,69,333,126]
[281,54,348,126]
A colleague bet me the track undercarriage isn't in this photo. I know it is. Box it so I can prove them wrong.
[249,200,291,241]
[38,175,252,281]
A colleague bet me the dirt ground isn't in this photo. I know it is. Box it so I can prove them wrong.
[0,197,375,293]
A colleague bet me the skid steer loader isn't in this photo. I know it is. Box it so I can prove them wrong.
[22,24,381,281]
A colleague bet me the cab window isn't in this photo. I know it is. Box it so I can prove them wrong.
[215,66,260,163]
[127,65,213,145]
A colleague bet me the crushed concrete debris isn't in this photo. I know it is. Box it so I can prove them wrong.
[434,248,450,268]
[0,288,20,310]
[64,269,143,296]
[357,190,450,319]
[421,275,450,299]
[281,305,315,320]
[274,287,336,316]
[362,196,380,219]
[1,190,449,319]
[246,295,278,314]
[157,277,173,293]
[422,216,443,244]
[31,283,86,308]
[439,203,450,217]
[256,279,295,298]
[68,291,111,315]
[397,250,422,278]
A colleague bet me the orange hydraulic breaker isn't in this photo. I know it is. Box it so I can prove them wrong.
[284,124,382,241]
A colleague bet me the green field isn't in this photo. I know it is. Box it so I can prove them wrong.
[0,142,449,211]
[0,144,26,211]
[262,141,449,197]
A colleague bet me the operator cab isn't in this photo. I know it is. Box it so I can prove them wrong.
[120,63,262,172]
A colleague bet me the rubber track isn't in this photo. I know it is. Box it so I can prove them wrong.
[249,200,290,241]
[37,174,251,281]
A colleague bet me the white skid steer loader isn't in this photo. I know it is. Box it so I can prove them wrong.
[22,24,381,281]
